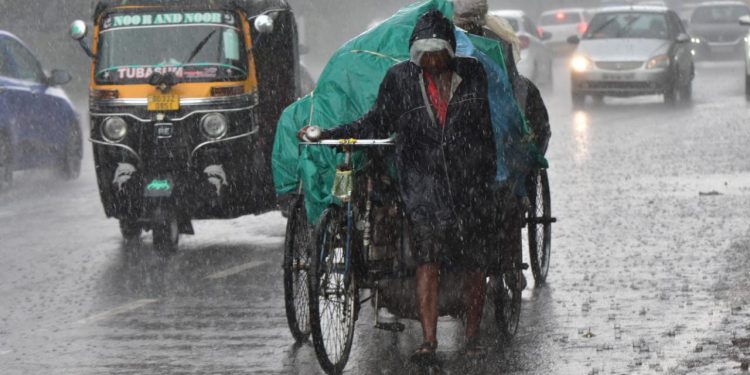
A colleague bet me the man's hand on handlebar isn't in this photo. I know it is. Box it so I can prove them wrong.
[297,125,324,142]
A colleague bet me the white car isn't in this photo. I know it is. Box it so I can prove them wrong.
[490,10,554,86]
[538,8,592,53]
[568,6,694,106]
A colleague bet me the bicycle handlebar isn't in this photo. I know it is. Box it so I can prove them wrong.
[300,139,395,147]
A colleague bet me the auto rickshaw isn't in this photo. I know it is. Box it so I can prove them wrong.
[70,0,301,253]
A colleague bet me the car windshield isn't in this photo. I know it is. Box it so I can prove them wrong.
[95,11,247,84]
[691,5,750,24]
[540,12,582,26]
[584,12,670,40]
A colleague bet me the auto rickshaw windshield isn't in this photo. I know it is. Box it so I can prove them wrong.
[94,10,248,85]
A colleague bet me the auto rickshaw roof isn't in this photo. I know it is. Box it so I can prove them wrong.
[93,0,291,21]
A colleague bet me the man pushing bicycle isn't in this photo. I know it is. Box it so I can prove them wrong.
[298,9,497,363]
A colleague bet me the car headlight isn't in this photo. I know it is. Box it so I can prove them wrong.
[102,117,127,142]
[691,37,701,44]
[646,54,670,70]
[571,55,592,73]
[200,113,228,139]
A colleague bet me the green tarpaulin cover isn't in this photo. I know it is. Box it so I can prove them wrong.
[272,0,545,223]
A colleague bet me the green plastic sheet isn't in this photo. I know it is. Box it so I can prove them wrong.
[272,0,543,223]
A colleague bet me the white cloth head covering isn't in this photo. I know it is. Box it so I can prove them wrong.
[453,0,489,27]
[485,14,522,62]
[410,38,455,65]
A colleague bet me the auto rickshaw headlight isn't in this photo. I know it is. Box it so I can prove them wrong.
[102,117,127,143]
[254,15,274,34]
[200,113,228,139]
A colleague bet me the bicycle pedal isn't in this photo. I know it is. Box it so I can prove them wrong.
[375,322,405,332]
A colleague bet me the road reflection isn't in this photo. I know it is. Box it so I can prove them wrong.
[573,110,590,165]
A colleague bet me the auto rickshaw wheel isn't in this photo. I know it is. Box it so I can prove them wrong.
[153,216,179,255]
[283,194,312,342]
[528,169,552,285]
[57,123,82,181]
[119,219,142,242]
[0,134,12,190]
[309,207,357,375]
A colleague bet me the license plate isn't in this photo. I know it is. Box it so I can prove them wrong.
[145,177,174,197]
[147,94,180,112]
[602,73,635,81]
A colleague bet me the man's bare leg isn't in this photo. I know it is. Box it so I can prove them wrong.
[464,270,486,341]
[416,263,440,347]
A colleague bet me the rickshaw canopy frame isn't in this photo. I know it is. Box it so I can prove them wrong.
[93,0,291,21]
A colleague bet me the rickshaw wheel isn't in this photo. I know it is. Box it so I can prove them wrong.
[527,169,552,285]
[309,207,357,375]
[283,195,312,342]
[119,219,142,242]
[153,216,179,255]
[492,267,522,340]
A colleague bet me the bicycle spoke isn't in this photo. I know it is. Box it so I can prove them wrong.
[294,226,311,332]
[315,219,355,366]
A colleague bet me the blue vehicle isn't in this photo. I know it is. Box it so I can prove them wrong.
[0,31,81,189]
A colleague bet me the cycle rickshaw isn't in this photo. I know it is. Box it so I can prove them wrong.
[282,138,554,374]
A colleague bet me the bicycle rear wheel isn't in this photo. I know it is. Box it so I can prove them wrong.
[283,195,312,342]
[528,169,552,285]
[309,207,358,375]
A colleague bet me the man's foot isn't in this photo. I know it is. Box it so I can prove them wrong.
[410,342,438,365]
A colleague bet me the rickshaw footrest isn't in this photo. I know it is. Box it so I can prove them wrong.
[375,322,405,332]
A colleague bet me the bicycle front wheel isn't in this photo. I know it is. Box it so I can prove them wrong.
[309,207,358,375]
[283,195,312,342]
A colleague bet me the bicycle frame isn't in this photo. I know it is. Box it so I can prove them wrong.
[301,139,396,287]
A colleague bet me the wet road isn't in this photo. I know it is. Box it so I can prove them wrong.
[2,60,750,374]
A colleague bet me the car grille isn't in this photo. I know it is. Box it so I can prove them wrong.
[595,61,643,71]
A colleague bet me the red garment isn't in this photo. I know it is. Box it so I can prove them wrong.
[423,71,448,128]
